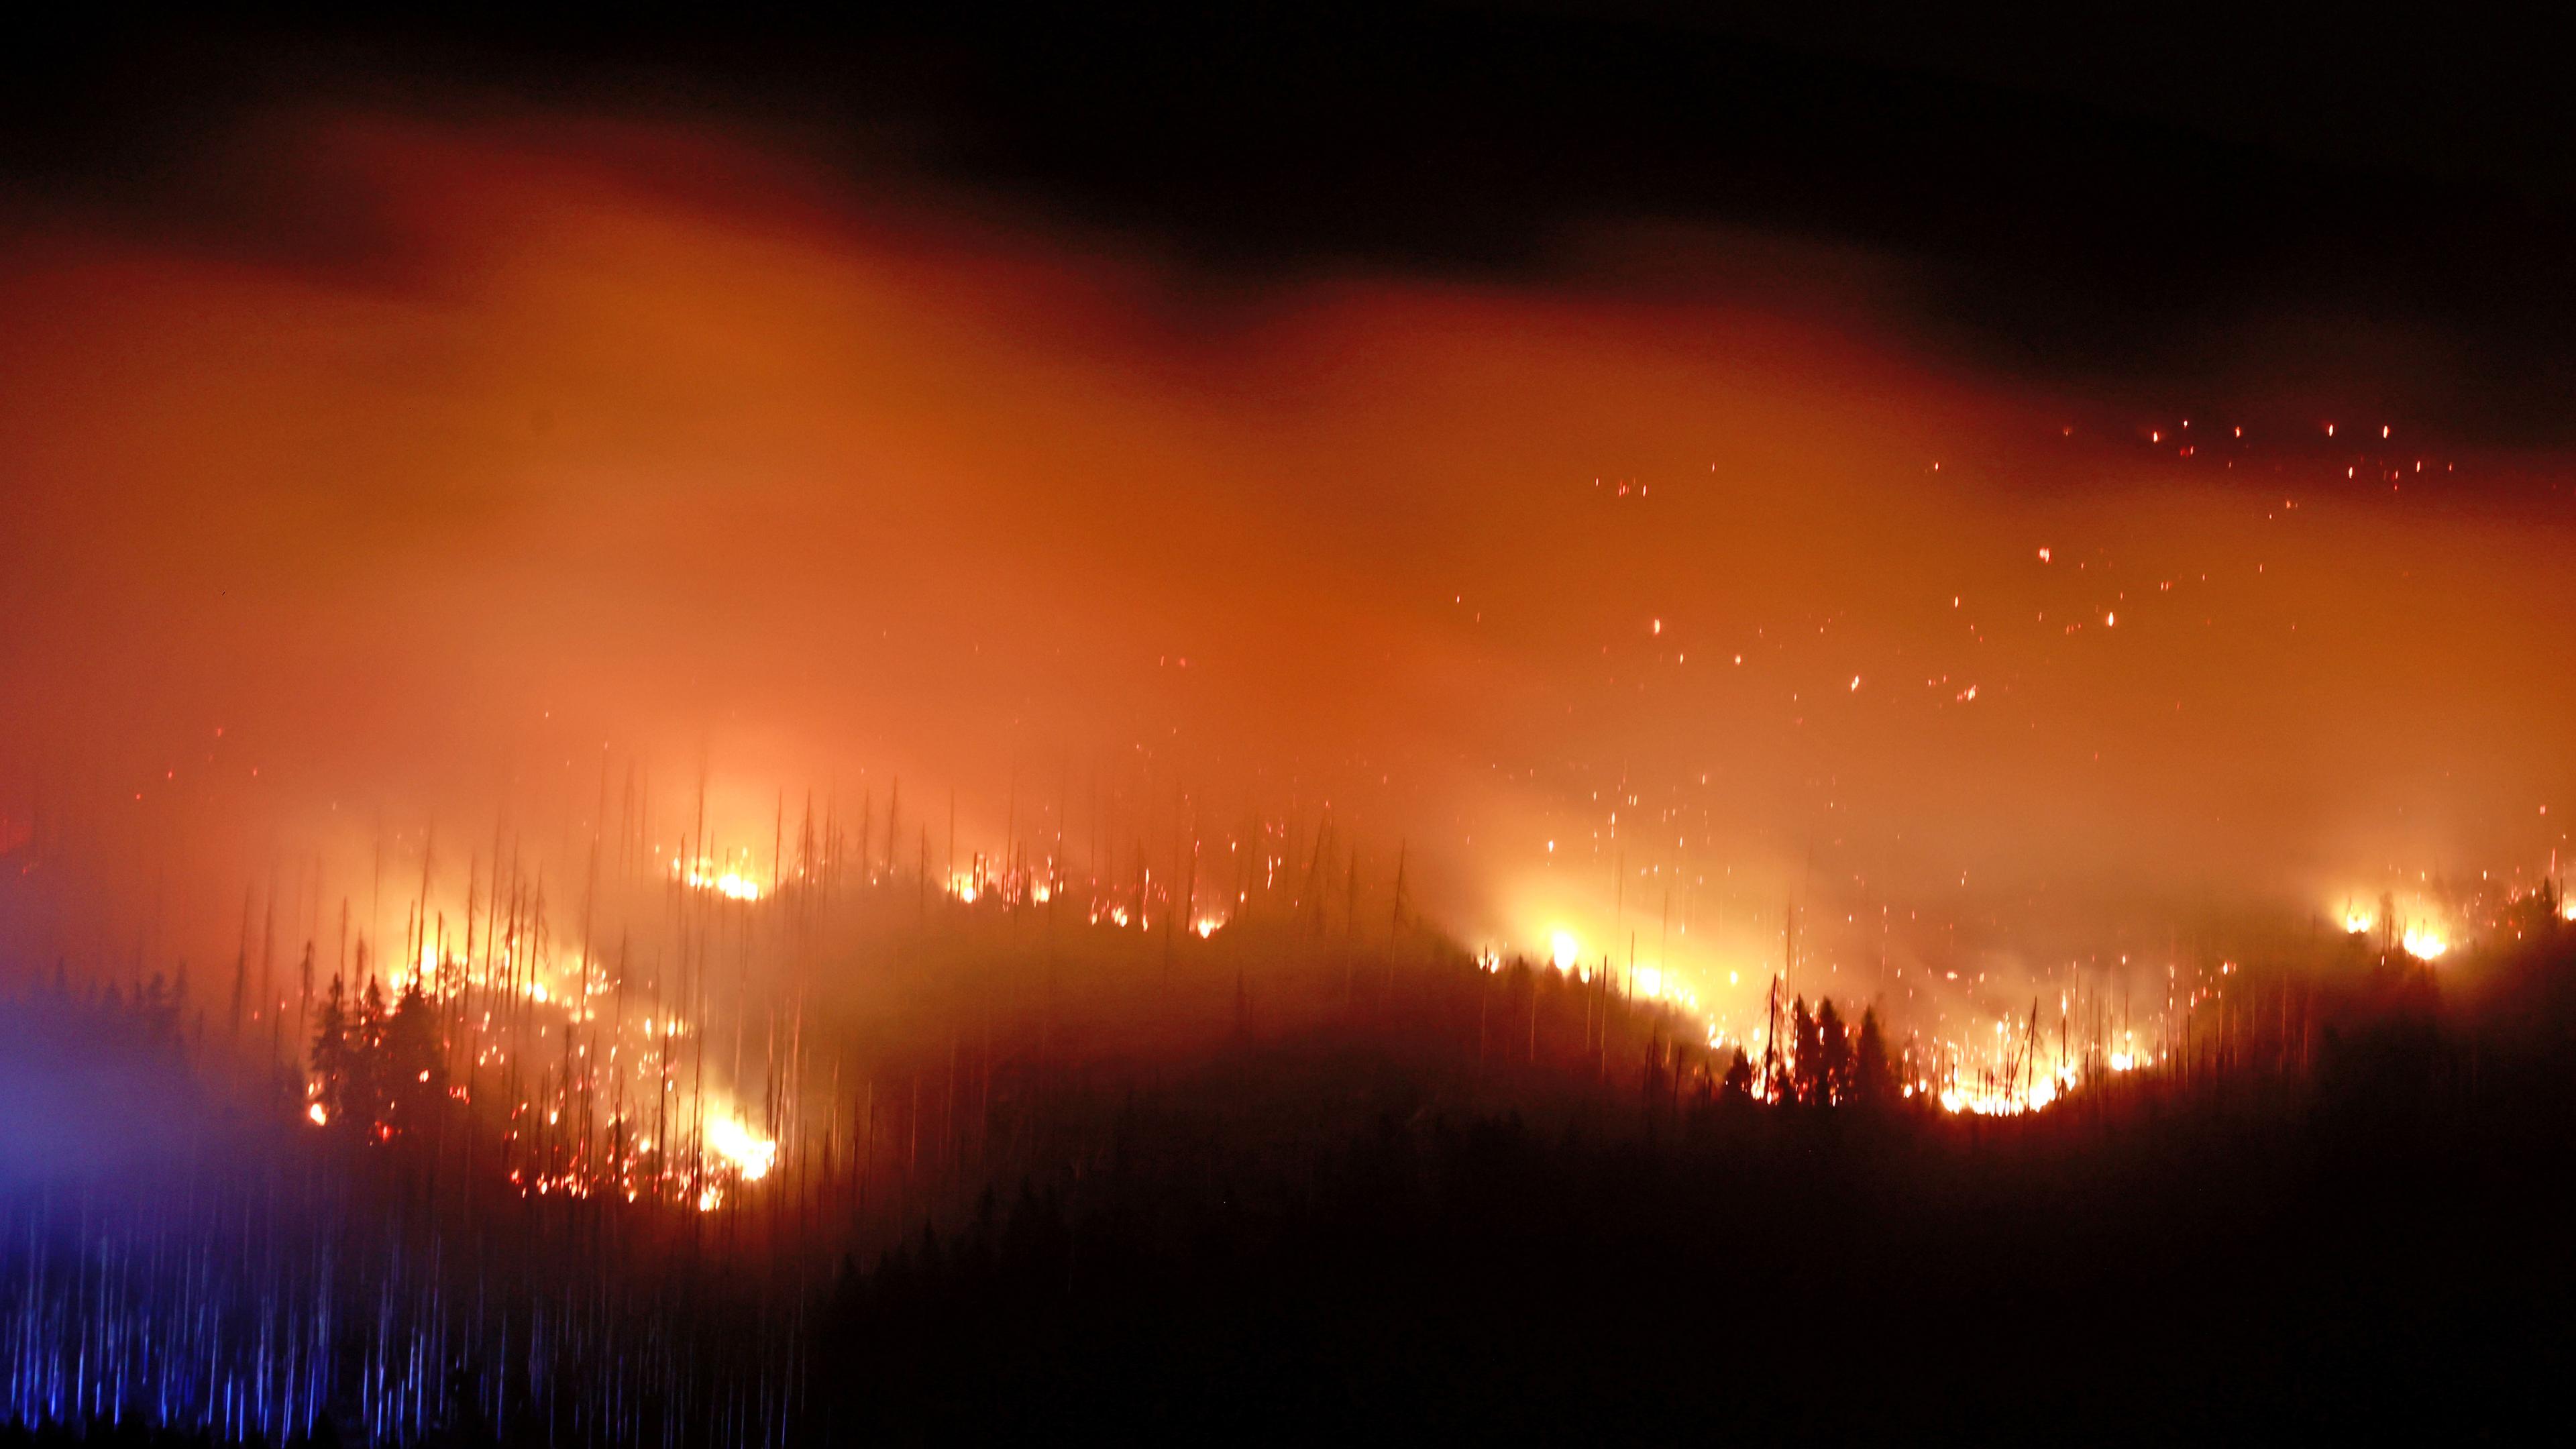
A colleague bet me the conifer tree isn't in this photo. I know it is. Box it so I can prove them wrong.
[383,979,445,1136]
[1853,1007,1899,1106]
[1719,1046,1755,1102]
[1790,996,1823,1104]
[310,973,351,1124]
[353,972,390,1128]
[1817,998,1856,1104]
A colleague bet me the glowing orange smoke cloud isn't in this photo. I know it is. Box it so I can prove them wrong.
[2,109,2574,1042]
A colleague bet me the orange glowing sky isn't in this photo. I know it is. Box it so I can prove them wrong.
[5,111,2575,1021]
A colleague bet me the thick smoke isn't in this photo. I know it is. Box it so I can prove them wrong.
[3,110,2573,1042]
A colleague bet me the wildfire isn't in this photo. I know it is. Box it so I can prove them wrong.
[1550,930,1579,971]
[704,1116,778,1183]
[2402,924,2449,960]
[1929,1051,2086,1116]
[305,912,778,1216]
[1628,965,1702,1012]
[1937,1079,2057,1116]
[672,855,763,901]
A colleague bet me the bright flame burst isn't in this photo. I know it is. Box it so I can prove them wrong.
[2344,903,2452,960]
[674,856,763,901]
[704,1116,778,1182]
[1550,930,1579,971]
[1937,1076,2063,1116]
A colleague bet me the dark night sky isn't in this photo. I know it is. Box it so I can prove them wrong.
[11,5,2576,442]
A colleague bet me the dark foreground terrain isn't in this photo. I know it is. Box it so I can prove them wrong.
[815,1019,2573,1441]
[11,922,2576,1445]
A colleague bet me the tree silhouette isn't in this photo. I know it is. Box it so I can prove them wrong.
[1789,996,1823,1104]
[307,967,451,1140]
[382,978,446,1138]
[310,972,351,1124]
[1719,1046,1754,1102]
[1852,1006,1898,1106]
[350,973,390,1132]
[1816,998,1855,1104]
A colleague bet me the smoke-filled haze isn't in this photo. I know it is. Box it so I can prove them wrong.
[6,109,2574,1036]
